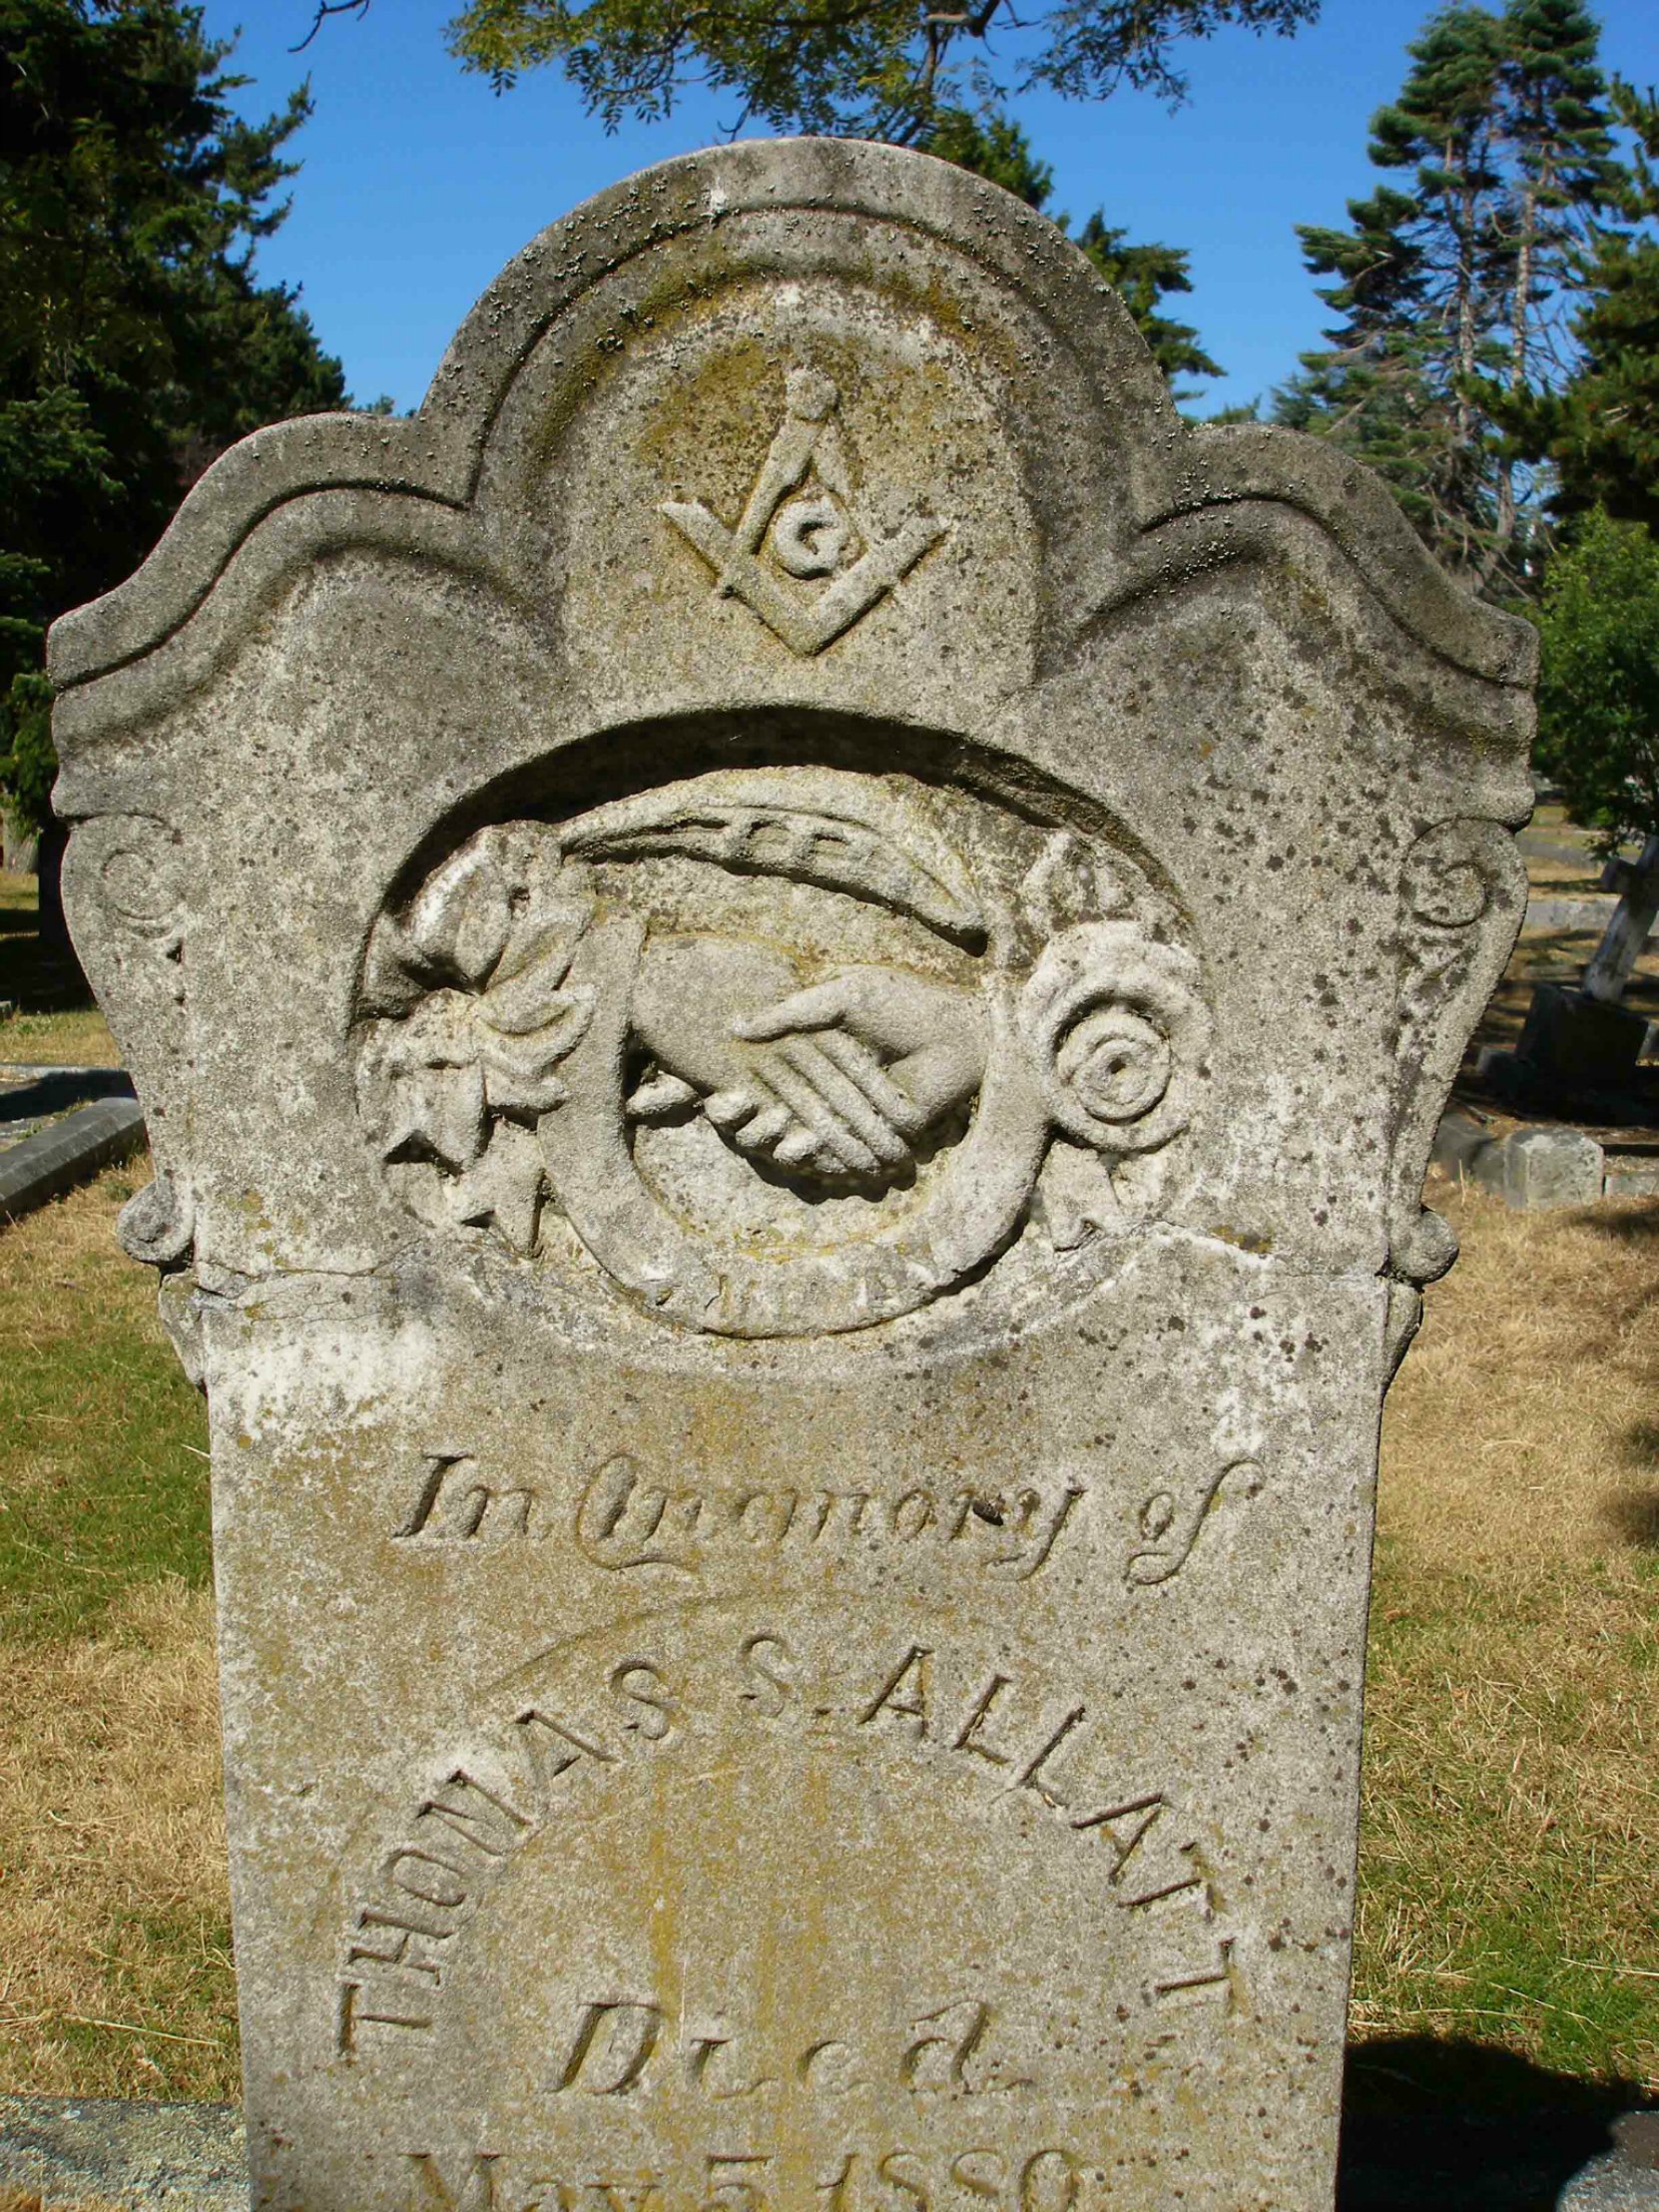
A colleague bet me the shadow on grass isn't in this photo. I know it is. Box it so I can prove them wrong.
[1588,1205,1659,1243]
[0,872,91,1014]
[1342,2036,1651,2209]
[1601,1403,1659,1547]
[1602,1484,1659,1549]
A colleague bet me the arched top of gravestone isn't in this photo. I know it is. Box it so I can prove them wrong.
[48,136,1533,710]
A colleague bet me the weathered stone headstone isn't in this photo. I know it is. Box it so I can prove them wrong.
[1496,835,1659,1104]
[53,141,1535,2212]
[1470,1123,1605,1209]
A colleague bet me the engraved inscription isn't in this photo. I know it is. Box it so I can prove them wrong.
[337,1637,1234,2056]
[391,1444,1261,1590]
[338,1727,615,2056]
[396,1455,541,1541]
[660,367,947,656]
[392,1449,1085,1577]
[403,2143,1097,2212]
[547,1994,1031,2101]
[575,1455,1084,1580]
[1125,1457,1263,1585]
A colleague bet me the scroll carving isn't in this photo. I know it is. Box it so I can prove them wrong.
[62,812,187,1004]
[1387,817,1526,1287]
[356,768,1212,1337]
[61,815,192,1265]
[117,1173,195,1268]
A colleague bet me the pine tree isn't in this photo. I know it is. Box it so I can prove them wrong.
[1279,8,1509,580]
[1486,0,1618,550]
[925,108,1221,392]
[1279,0,1616,592]
[448,0,1318,149]
[1493,0,1618,397]
[0,0,350,904]
[1504,80,1659,528]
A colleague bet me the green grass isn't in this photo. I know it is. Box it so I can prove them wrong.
[94,1900,239,2048]
[1354,1539,1659,2098]
[0,869,121,1066]
[0,1160,209,1640]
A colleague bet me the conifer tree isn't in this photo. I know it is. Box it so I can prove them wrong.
[924,107,1221,392]
[1278,0,1615,592]
[447,0,1318,149]
[1,0,350,913]
[1504,79,1659,528]
[1493,0,1617,398]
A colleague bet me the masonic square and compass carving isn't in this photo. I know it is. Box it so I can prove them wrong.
[661,366,948,655]
[355,767,1211,1338]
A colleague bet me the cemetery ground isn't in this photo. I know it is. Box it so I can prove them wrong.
[2,836,1658,2131]
[0,874,118,1070]
[5,1181,1659,2134]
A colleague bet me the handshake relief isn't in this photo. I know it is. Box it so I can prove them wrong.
[628,939,987,1184]
[355,778,1213,1333]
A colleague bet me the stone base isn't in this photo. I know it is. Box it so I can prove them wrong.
[1469,1124,1606,1210]
[1432,1111,1609,1210]
[1604,1149,1659,1201]
[0,2095,246,2210]
[6,2095,1657,2211]
[0,1097,146,1223]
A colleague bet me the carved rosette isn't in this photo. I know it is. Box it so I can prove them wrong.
[1021,923,1208,1157]
[356,770,1213,1338]
[1387,816,1527,1288]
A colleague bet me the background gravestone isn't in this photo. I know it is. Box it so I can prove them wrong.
[52,140,1533,2212]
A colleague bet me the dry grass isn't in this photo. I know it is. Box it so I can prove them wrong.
[1383,1177,1659,1566]
[1518,802,1610,896]
[0,1577,236,2101]
[0,1163,229,2100]
[1357,1175,1659,2096]
[2,1165,1658,2111]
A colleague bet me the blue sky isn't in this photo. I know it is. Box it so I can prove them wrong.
[203,0,1656,417]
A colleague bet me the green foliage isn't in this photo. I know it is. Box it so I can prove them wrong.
[446,0,1317,148]
[923,103,1052,203]
[922,107,1221,390]
[0,0,350,834]
[1279,0,1617,593]
[1071,213,1223,387]
[1533,508,1659,851]
[1504,81,1659,529]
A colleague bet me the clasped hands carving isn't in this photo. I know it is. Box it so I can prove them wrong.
[631,918,1200,1190]
[359,806,1207,1328]
[629,945,983,1183]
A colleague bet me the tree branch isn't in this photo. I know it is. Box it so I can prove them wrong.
[291,0,370,56]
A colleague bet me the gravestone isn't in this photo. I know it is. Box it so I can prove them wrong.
[52,141,1535,2212]
[1505,835,1659,1102]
